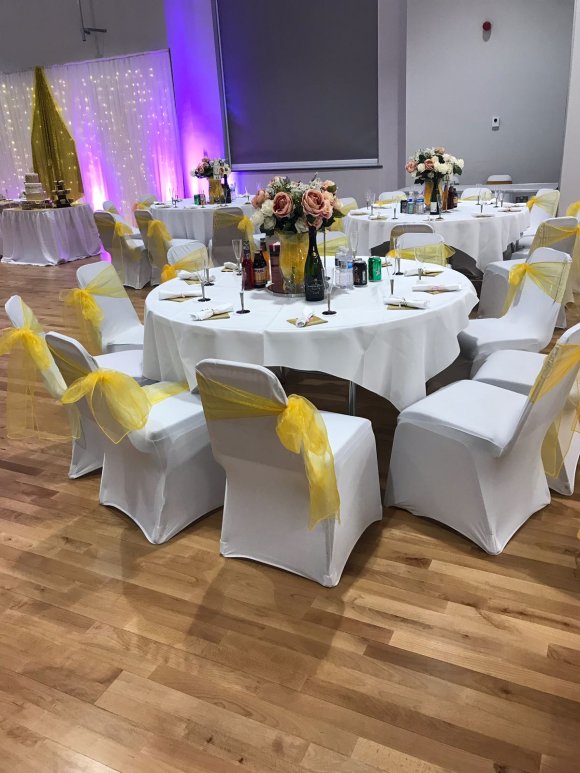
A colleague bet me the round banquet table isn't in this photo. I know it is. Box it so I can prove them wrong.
[149,198,255,244]
[143,260,478,411]
[1,204,101,266]
[344,202,530,271]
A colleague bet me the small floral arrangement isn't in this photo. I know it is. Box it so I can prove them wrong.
[251,176,343,236]
[191,155,231,179]
[405,147,464,184]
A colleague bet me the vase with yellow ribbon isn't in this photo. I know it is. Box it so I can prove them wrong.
[208,178,224,204]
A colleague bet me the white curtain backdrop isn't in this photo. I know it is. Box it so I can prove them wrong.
[0,50,183,218]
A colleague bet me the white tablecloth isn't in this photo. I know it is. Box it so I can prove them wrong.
[1,204,101,266]
[150,198,255,244]
[344,203,530,271]
[143,261,478,411]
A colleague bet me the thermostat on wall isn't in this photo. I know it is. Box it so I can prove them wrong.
[491,116,500,129]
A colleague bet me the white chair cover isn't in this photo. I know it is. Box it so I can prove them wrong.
[478,217,577,320]
[93,210,151,290]
[459,247,571,373]
[378,190,406,202]
[486,175,512,184]
[134,208,202,285]
[76,262,144,353]
[523,188,561,236]
[461,187,492,201]
[386,334,580,553]
[389,223,434,249]
[396,232,445,249]
[195,359,382,586]
[473,323,580,495]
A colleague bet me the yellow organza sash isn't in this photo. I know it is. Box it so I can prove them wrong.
[566,201,580,218]
[527,191,559,213]
[196,372,340,529]
[147,219,172,269]
[60,369,188,444]
[0,300,68,439]
[60,264,127,355]
[503,260,569,314]
[161,246,208,283]
[104,203,120,215]
[96,218,135,266]
[460,192,492,201]
[133,195,156,211]
[376,194,405,206]
[387,243,455,267]
[237,214,254,245]
[528,221,580,290]
[212,210,255,246]
[320,232,348,258]
[528,343,580,477]
[329,198,357,231]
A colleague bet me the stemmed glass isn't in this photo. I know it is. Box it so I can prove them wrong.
[232,238,242,275]
[348,229,359,261]
[322,274,337,315]
[365,190,372,211]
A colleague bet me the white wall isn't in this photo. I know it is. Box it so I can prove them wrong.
[406,0,574,185]
[560,1,580,212]
[0,0,166,72]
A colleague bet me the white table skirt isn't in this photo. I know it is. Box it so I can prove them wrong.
[1,204,101,266]
[150,198,255,244]
[344,202,530,271]
[143,261,478,411]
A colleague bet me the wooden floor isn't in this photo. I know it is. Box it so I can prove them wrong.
[0,257,579,773]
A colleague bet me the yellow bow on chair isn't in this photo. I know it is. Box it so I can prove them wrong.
[60,370,188,443]
[503,260,570,314]
[528,220,580,292]
[104,203,120,215]
[161,245,208,283]
[147,219,173,269]
[527,191,559,213]
[60,264,127,355]
[237,214,255,245]
[0,300,68,439]
[387,243,455,267]
[196,372,340,529]
[528,343,580,478]
[566,201,580,218]
[329,198,358,231]
[132,195,156,212]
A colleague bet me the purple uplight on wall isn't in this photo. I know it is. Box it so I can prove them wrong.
[164,0,226,197]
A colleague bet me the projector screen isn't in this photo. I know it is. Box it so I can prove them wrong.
[215,0,379,170]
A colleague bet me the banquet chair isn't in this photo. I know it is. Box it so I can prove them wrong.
[461,187,492,202]
[316,229,348,257]
[486,174,512,185]
[195,359,382,587]
[478,217,578,320]
[208,206,260,266]
[134,209,200,285]
[386,338,580,554]
[378,190,406,204]
[102,200,119,214]
[473,322,580,495]
[458,247,571,374]
[47,335,225,540]
[518,189,561,246]
[384,223,434,256]
[330,197,358,231]
[76,262,145,353]
[94,210,151,290]
[165,240,210,280]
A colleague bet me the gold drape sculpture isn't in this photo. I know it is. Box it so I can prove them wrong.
[31,66,83,201]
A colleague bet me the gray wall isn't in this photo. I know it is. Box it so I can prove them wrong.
[406,0,574,185]
[560,1,580,212]
[0,0,167,72]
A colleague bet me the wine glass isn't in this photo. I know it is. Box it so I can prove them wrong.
[365,190,372,211]
[348,229,359,259]
[232,238,242,275]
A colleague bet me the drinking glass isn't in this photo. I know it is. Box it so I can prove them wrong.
[232,238,242,275]
[365,190,372,210]
[348,229,359,259]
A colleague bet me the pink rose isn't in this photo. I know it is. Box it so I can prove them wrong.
[321,200,333,220]
[434,147,445,155]
[272,191,294,218]
[405,160,417,174]
[424,159,435,171]
[321,179,337,193]
[252,189,267,208]
[302,189,325,217]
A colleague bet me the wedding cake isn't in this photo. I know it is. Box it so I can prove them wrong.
[23,172,46,201]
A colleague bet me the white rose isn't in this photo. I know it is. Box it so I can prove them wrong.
[443,153,451,162]
[251,209,265,227]
[262,199,274,217]
[417,163,425,173]
[457,159,464,169]
[263,215,276,231]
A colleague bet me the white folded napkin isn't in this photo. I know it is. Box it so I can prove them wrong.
[403,267,443,277]
[190,304,233,321]
[223,261,237,271]
[384,295,429,309]
[296,308,315,328]
[158,284,201,300]
[177,269,215,282]
[412,283,461,292]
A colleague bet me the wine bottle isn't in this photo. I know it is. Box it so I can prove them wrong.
[242,240,254,290]
[304,227,325,302]
[260,237,270,282]
[253,250,268,288]
[222,174,232,204]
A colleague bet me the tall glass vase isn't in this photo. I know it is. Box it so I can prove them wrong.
[208,177,223,203]
[278,231,309,294]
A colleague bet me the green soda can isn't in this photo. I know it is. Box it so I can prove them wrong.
[368,256,382,281]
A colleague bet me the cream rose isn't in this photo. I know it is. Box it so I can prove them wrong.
[262,199,274,217]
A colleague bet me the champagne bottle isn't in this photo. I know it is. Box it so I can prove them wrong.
[222,174,232,204]
[304,227,325,302]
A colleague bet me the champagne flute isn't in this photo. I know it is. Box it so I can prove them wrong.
[322,273,337,315]
[232,238,242,275]
[348,229,359,260]
[365,190,372,211]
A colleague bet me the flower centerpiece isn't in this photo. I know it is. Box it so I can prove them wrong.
[251,176,343,293]
[405,147,464,208]
[191,155,231,203]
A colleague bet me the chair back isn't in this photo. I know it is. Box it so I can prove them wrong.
[529,188,560,231]
[506,247,571,344]
[195,359,311,479]
[4,296,66,399]
[45,331,98,386]
[530,216,578,259]
[379,190,406,203]
[93,211,117,253]
[461,187,492,201]
[76,262,142,343]
[390,223,434,249]
[486,175,512,185]
[166,240,208,267]
[211,206,244,266]
[397,232,444,250]
[134,209,153,244]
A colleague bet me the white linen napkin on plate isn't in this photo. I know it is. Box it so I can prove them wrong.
[190,304,233,321]
[223,261,237,271]
[412,283,462,292]
[296,308,315,328]
[383,295,429,309]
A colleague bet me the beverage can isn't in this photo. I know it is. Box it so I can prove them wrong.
[368,256,382,282]
[353,258,368,286]
[193,194,201,205]
[400,199,407,214]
